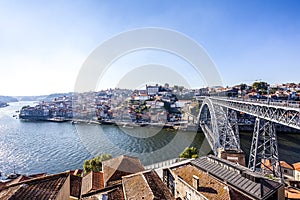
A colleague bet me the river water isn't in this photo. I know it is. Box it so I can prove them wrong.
[0,102,300,177]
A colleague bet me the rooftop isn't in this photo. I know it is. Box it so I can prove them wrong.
[293,162,300,171]
[285,187,300,199]
[122,170,174,200]
[190,155,283,200]
[81,171,104,195]
[172,164,232,199]
[0,172,69,200]
[102,155,145,186]
[280,161,294,170]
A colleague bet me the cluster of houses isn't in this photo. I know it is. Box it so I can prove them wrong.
[121,84,183,123]
[19,85,188,124]
[0,154,285,200]
[19,96,73,120]
[209,82,300,101]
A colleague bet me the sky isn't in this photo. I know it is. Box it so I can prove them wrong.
[0,0,300,96]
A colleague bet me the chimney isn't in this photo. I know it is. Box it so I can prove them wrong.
[192,175,199,190]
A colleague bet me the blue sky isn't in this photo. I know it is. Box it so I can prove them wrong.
[0,0,300,95]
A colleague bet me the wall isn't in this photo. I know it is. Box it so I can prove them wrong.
[295,170,300,181]
[56,175,70,200]
[281,167,294,178]
[174,176,207,200]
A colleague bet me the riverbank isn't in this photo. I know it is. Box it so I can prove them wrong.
[19,116,199,131]
[19,115,300,134]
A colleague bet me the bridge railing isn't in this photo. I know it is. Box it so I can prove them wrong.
[211,96,300,109]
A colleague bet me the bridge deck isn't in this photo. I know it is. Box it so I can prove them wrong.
[208,97,300,130]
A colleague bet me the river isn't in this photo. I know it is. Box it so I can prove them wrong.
[0,102,300,177]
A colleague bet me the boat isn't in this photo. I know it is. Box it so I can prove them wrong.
[6,173,19,179]
[122,123,134,128]
[6,166,20,179]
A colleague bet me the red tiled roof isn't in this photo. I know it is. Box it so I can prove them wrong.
[285,187,300,199]
[122,170,174,200]
[0,172,69,200]
[293,162,300,171]
[280,161,294,170]
[102,155,145,186]
[172,164,231,200]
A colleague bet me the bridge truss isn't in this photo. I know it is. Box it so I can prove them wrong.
[198,96,300,179]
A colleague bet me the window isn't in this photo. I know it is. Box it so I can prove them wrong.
[185,191,191,200]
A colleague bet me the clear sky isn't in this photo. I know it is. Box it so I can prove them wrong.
[0,0,300,96]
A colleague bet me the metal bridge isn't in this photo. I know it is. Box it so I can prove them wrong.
[198,96,300,179]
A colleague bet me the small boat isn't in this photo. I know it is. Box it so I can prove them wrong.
[7,173,19,179]
[6,166,20,179]
[123,123,134,128]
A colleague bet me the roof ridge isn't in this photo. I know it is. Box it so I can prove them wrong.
[5,172,69,188]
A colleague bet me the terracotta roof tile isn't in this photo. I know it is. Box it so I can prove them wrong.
[123,173,152,199]
[285,187,300,199]
[172,164,231,200]
[122,170,174,200]
[143,170,174,200]
[102,155,145,186]
[0,172,69,200]
[280,161,294,170]
[293,162,300,171]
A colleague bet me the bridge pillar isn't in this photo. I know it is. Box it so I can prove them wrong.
[248,118,283,180]
[228,110,240,146]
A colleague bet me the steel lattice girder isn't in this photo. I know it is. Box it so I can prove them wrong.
[213,104,240,150]
[248,118,282,179]
[209,97,300,130]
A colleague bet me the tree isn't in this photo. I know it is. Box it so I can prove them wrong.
[238,83,247,91]
[179,147,199,158]
[252,81,268,91]
[83,154,112,174]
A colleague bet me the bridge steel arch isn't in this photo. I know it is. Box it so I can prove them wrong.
[198,98,240,155]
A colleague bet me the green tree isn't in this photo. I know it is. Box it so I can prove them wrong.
[83,153,112,174]
[238,83,247,91]
[252,81,268,91]
[180,147,199,158]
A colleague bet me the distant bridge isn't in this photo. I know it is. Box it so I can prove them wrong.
[197,96,300,180]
